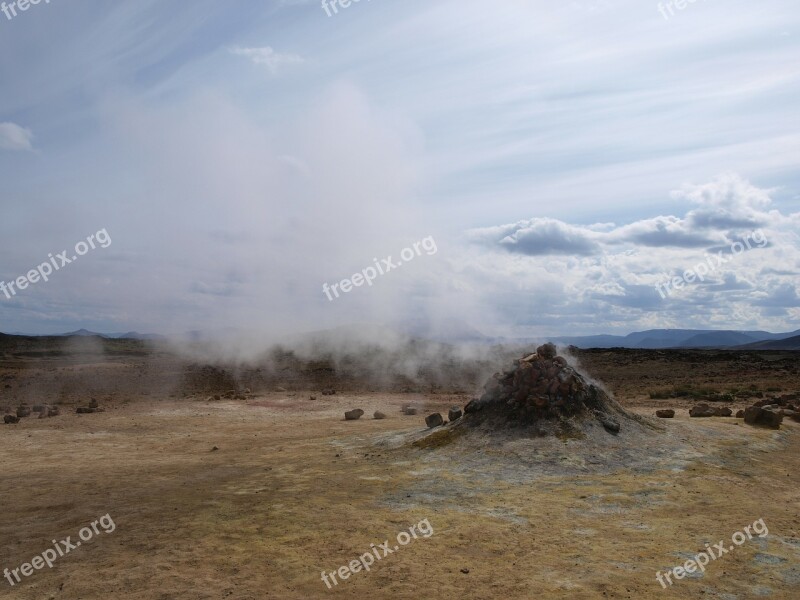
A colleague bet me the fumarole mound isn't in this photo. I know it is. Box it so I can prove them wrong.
[462,343,640,436]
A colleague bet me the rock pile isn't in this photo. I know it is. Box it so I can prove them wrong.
[4,401,61,424]
[739,394,800,429]
[462,343,630,435]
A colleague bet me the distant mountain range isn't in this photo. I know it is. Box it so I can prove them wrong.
[2,326,799,350]
[736,334,800,351]
[551,328,800,350]
[59,329,167,341]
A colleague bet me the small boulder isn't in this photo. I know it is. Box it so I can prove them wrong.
[425,413,444,428]
[32,405,46,413]
[690,404,716,418]
[344,409,364,421]
[655,409,675,418]
[373,411,387,420]
[464,399,481,414]
[402,406,418,416]
[448,407,463,422]
[716,407,733,417]
[4,415,20,424]
[16,406,31,418]
[735,410,745,418]
[744,406,783,429]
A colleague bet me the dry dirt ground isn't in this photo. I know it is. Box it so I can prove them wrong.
[0,339,798,599]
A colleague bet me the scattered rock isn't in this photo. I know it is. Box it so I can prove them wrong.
[32,405,46,413]
[322,389,336,396]
[402,406,418,416]
[448,407,463,422]
[716,407,733,417]
[655,409,675,418]
[736,410,745,418]
[689,404,716,418]
[310,395,317,401]
[460,568,470,574]
[345,409,364,421]
[373,411,387,420]
[744,406,783,429]
[211,446,219,452]
[425,413,444,428]
[3,415,20,424]
[464,398,481,414]
[16,405,31,418]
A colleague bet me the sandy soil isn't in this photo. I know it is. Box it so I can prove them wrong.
[1,389,798,600]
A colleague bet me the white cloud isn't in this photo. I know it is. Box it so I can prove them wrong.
[0,122,34,151]
[230,46,304,73]
[458,174,800,335]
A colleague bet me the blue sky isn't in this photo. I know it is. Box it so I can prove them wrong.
[0,0,798,337]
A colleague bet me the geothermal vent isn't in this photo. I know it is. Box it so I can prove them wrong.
[462,343,637,436]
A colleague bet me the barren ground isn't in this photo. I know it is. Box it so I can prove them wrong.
[0,338,798,599]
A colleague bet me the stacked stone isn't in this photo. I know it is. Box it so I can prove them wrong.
[465,343,609,425]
